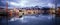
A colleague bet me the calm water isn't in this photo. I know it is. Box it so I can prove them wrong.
[1,14,58,25]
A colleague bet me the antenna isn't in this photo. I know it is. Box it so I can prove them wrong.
[6,1,8,12]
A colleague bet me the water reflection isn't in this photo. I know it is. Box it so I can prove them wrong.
[9,14,55,22]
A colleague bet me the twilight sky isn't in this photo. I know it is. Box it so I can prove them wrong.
[0,0,60,8]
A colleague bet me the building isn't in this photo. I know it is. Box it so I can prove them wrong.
[56,7,60,17]
[49,8,55,14]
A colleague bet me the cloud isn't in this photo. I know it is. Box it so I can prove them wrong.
[9,2,19,6]
[0,0,57,8]
[48,3,55,8]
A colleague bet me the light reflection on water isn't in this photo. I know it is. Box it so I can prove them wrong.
[9,14,55,23]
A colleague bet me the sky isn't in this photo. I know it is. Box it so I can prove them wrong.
[0,0,60,8]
